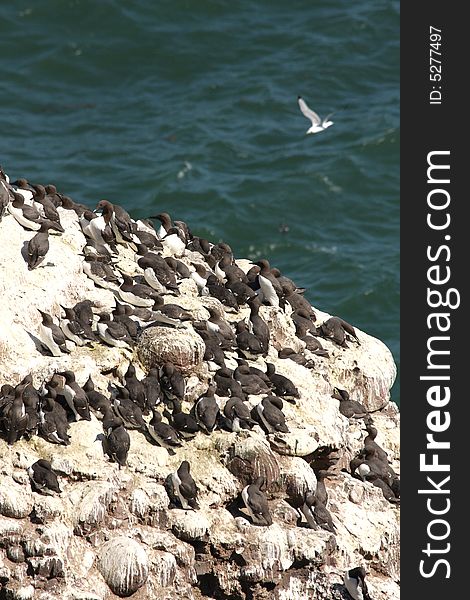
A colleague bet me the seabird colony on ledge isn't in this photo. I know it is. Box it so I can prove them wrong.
[0,168,397,593]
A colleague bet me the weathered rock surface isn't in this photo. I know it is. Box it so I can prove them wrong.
[0,169,399,600]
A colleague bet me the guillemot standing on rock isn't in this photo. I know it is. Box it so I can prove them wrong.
[278,347,315,368]
[8,192,43,230]
[82,254,120,290]
[123,363,146,412]
[28,459,61,495]
[32,184,64,230]
[166,460,199,510]
[255,396,289,434]
[363,423,390,463]
[96,313,134,349]
[332,388,369,419]
[102,410,130,469]
[159,362,185,407]
[112,388,146,431]
[255,259,283,307]
[141,368,162,411]
[233,364,271,396]
[57,371,91,421]
[206,274,239,310]
[3,383,29,445]
[301,493,336,533]
[247,296,270,354]
[95,199,136,249]
[59,306,90,347]
[150,212,173,240]
[235,320,264,359]
[344,566,372,600]
[223,397,257,432]
[83,376,111,413]
[193,386,220,434]
[163,407,199,439]
[146,409,182,454]
[26,219,64,270]
[37,388,71,446]
[241,476,272,526]
[320,316,360,348]
[265,363,300,402]
[117,274,160,308]
[37,309,71,356]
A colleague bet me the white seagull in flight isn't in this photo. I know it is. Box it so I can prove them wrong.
[298,96,334,135]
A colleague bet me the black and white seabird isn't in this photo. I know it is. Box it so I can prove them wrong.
[332,388,369,419]
[214,367,245,400]
[112,302,141,340]
[28,459,61,495]
[96,313,134,349]
[82,255,120,290]
[301,334,330,357]
[235,320,264,359]
[165,256,191,280]
[265,363,300,402]
[233,364,271,396]
[247,296,270,354]
[193,386,220,434]
[363,424,390,463]
[241,476,272,526]
[117,274,160,308]
[26,220,63,270]
[141,368,162,411]
[151,212,173,240]
[163,407,199,439]
[37,309,71,356]
[37,389,71,446]
[3,383,29,445]
[301,493,336,533]
[255,396,289,434]
[314,469,332,506]
[206,307,235,345]
[102,410,130,469]
[206,275,239,310]
[0,179,10,221]
[167,460,199,510]
[223,397,257,432]
[291,308,318,338]
[83,376,111,413]
[320,316,360,348]
[137,253,179,294]
[278,347,315,368]
[190,262,210,294]
[123,363,147,412]
[161,226,187,257]
[59,305,91,347]
[159,362,185,406]
[113,388,146,431]
[57,371,91,421]
[8,192,43,230]
[95,199,136,248]
[255,259,283,307]
[32,184,64,230]
[344,566,372,600]
[146,409,182,454]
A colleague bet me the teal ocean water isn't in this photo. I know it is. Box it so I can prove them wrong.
[0,1,399,404]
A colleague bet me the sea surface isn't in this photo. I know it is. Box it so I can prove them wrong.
[0,0,400,404]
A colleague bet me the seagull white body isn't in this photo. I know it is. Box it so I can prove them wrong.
[298,96,334,134]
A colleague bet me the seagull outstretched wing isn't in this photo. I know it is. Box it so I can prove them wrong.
[298,96,321,126]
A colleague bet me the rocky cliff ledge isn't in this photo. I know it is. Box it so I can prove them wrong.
[0,170,399,600]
